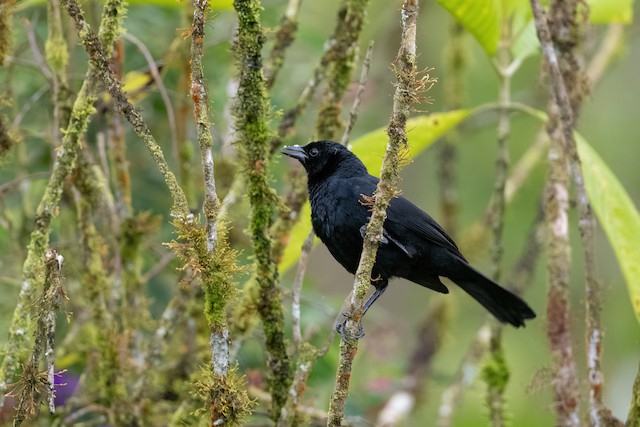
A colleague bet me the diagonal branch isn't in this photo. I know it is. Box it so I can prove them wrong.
[327,1,422,425]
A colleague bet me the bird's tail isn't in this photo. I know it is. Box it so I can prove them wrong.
[453,263,536,327]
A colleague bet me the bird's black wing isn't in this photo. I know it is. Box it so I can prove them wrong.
[349,175,465,262]
[385,193,467,262]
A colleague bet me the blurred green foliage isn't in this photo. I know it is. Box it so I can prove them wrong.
[0,0,639,425]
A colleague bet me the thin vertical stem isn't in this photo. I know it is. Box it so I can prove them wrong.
[484,17,513,427]
[438,20,466,237]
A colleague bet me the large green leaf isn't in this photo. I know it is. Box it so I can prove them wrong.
[503,105,640,323]
[278,110,471,274]
[511,8,540,61]
[577,136,640,323]
[590,0,634,23]
[436,0,501,55]
[436,0,633,59]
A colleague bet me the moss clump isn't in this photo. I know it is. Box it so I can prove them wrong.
[482,344,510,395]
[166,218,242,331]
[193,365,255,426]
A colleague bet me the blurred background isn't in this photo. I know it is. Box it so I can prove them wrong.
[0,0,639,425]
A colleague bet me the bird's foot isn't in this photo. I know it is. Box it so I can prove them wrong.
[336,319,365,340]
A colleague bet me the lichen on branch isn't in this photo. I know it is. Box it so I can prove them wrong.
[327,1,428,425]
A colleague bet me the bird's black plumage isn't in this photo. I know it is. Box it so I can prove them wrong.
[282,141,535,336]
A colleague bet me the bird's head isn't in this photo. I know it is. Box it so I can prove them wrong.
[281,141,367,183]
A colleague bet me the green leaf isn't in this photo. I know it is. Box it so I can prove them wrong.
[589,0,634,24]
[435,0,501,55]
[512,18,539,63]
[576,136,640,324]
[436,0,632,61]
[278,110,471,274]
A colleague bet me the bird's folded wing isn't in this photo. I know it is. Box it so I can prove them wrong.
[386,196,467,261]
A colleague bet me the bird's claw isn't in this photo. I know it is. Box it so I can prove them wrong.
[336,319,365,340]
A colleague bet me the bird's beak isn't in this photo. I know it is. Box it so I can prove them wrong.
[281,145,308,163]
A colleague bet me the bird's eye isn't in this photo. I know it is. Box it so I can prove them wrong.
[309,148,320,157]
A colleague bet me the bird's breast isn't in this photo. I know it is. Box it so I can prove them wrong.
[308,180,368,274]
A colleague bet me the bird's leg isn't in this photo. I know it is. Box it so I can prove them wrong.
[359,224,389,244]
[337,279,389,340]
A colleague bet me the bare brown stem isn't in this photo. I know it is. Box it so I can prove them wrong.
[530,1,614,425]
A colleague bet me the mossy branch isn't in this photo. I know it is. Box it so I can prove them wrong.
[12,249,67,425]
[61,0,189,219]
[0,0,16,66]
[264,0,302,89]
[232,0,291,420]
[0,0,127,407]
[327,1,422,425]
[531,1,620,425]
[189,1,252,424]
[315,0,370,140]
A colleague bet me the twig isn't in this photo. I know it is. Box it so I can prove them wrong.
[22,18,52,82]
[264,0,303,89]
[269,56,325,154]
[0,0,16,66]
[123,32,178,163]
[0,172,50,194]
[438,20,466,237]
[45,0,73,145]
[291,230,315,347]
[12,84,49,128]
[140,251,176,283]
[504,128,548,201]
[436,325,492,427]
[484,14,513,427]
[327,2,422,425]
[315,0,370,140]
[586,24,624,85]
[221,77,239,158]
[340,41,373,146]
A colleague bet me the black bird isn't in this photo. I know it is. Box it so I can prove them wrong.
[282,141,535,338]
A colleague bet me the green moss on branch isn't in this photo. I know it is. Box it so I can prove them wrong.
[316,0,370,140]
[233,0,291,420]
